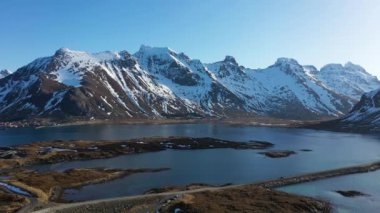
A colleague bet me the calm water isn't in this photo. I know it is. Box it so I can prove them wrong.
[278,170,380,213]
[1,123,380,210]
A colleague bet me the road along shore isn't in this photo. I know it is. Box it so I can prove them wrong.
[33,160,380,213]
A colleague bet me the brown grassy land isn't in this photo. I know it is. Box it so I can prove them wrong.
[0,188,28,213]
[4,168,168,202]
[47,185,330,213]
[161,185,330,213]
[0,137,273,170]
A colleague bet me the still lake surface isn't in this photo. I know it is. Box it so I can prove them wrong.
[1,124,380,212]
[279,170,380,213]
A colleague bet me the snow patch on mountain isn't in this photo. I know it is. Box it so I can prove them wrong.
[44,91,67,111]
[0,74,39,113]
[55,68,81,87]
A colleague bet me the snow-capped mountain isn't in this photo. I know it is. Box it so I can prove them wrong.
[0,47,250,121]
[315,62,380,99]
[249,59,357,119]
[312,88,380,132]
[0,69,10,79]
[0,46,377,122]
[344,89,380,123]
[207,57,355,119]
[133,45,248,116]
[0,48,191,120]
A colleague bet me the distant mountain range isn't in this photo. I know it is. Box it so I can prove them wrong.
[0,45,379,122]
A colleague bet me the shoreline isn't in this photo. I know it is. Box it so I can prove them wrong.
[31,160,380,212]
[0,137,274,212]
[256,160,380,188]
[2,137,380,212]
[0,117,326,130]
[4,168,170,202]
[0,137,274,170]
[4,117,369,135]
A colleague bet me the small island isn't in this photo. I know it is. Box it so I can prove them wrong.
[335,190,369,197]
[259,150,297,158]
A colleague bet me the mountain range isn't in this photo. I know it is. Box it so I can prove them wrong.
[0,45,379,122]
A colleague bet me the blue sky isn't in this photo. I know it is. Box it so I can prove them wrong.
[1,0,380,76]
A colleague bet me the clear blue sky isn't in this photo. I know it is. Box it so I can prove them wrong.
[1,0,380,76]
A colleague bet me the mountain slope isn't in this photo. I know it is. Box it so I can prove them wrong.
[134,46,250,117]
[0,48,196,120]
[315,62,380,99]
[316,89,380,132]
[0,46,376,122]
[207,57,355,119]
[0,69,10,79]
[0,47,252,121]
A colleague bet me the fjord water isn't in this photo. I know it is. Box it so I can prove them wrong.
[278,170,380,213]
[2,124,380,208]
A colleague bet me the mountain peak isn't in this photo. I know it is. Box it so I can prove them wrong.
[54,47,73,55]
[0,69,10,78]
[223,55,238,65]
[0,69,10,74]
[321,62,368,74]
[303,65,319,74]
[275,58,300,66]
[52,48,90,61]
[137,45,175,55]
[320,63,344,72]
[344,62,368,73]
